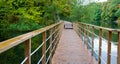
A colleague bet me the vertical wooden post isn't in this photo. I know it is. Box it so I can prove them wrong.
[85,25,87,36]
[80,23,81,37]
[78,25,81,36]
[59,23,62,38]
[84,24,86,41]
[54,26,57,52]
[117,32,120,64]
[42,32,46,64]
[92,26,94,56]
[55,26,58,49]
[76,23,79,35]
[83,24,84,41]
[107,31,112,64]
[86,25,87,40]
[55,25,59,49]
[84,24,87,45]
[98,29,102,64]
[87,25,90,48]
[78,24,80,36]
[56,24,61,49]
[86,25,88,48]
[87,25,90,37]
[49,29,52,64]
[25,39,31,64]
[58,24,61,41]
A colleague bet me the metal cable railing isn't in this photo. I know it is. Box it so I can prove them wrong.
[0,21,63,64]
[73,22,120,64]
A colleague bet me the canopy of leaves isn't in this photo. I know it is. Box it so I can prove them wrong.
[69,0,120,28]
[69,0,102,24]
[0,0,71,63]
[101,0,120,28]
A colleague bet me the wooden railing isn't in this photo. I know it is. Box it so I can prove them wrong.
[73,22,120,64]
[0,22,63,64]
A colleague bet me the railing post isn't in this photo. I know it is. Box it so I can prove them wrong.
[92,26,94,56]
[85,25,87,36]
[55,26,59,50]
[117,32,120,64]
[60,23,63,37]
[84,24,86,41]
[107,31,112,64]
[42,32,46,64]
[78,25,81,37]
[98,29,102,64]
[87,25,90,38]
[80,23,82,38]
[49,29,52,64]
[58,24,61,42]
[86,25,89,48]
[81,24,83,41]
[25,39,31,64]
[83,24,85,41]
[75,23,79,35]
[54,26,58,51]
[85,24,87,45]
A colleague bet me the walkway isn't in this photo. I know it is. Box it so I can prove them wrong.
[52,22,97,64]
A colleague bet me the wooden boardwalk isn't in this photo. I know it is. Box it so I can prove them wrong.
[52,22,97,64]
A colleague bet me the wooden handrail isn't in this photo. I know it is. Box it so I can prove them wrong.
[0,22,63,64]
[73,22,120,64]
[0,22,61,53]
[80,22,119,32]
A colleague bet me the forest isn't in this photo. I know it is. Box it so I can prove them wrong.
[0,0,120,64]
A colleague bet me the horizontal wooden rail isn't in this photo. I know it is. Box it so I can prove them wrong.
[80,22,120,32]
[73,22,120,64]
[0,21,63,64]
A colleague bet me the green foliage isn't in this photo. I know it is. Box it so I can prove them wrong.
[0,0,61,41]
[100,0,120,28]
[115,9,120,17]
[0,0,71,63]
[69,1,102,24]
[53,0,71,20]
[69,0,120,28]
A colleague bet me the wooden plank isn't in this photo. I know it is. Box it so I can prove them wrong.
[79,24,82,37]
[52,25,97,64]
[92,26,94,56]
[117,32,120,64]
[25,39,31,64]
[98,29,102,64]
[83,24,84,41]
[42,32,46,64]
[57,24,61,45]
[54,26,57,51]
[87,25,90,38]
[55,26,59,51]
[86,25,89,48]
[59,23,63,38]
[49,29,52,64]
[107,31,112,64]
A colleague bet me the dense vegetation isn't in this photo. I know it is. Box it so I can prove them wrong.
[0,0,70,64]
[69,0,120,28]
[0,0,71,41]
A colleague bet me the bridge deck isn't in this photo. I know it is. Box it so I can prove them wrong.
[52,25,97,64]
